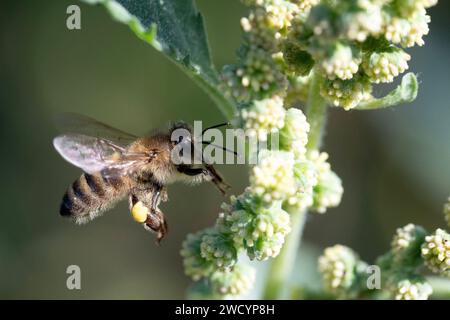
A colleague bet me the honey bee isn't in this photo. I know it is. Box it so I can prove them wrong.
[53,113,230,242]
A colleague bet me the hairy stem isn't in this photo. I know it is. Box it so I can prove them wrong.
[263,70,328,299]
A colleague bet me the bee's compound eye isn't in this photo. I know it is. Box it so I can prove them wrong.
[131,201,149,223]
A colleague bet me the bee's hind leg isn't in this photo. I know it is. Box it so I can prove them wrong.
[129,190,168,243]
[143,209,168,244]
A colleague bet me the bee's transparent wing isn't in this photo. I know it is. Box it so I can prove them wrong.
[53,134,151,178]
[54,112,137,146]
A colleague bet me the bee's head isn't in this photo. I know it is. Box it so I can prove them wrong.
[168,121,198,165]
[169,121,194,146]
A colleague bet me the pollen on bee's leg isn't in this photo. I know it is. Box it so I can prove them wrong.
[131,201,149,223]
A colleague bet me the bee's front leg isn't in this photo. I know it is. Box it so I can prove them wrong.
[177,165,230,195]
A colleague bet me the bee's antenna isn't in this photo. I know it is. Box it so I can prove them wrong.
[202,141,238,156]
[202,122,230,135]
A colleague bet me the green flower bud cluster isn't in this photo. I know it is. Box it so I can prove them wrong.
[218,192,292,261]
[226,0,437,109]
[210,263,257,296]
[318,245,368,298]
[185,264,256,299]
[320,74,372,110]
[391,223,427,266]
[320,204,450,300]
[249,150,297,203]
[221,48,287,102]
[391,277,433,300]
[242,103,342,213]
[240,0,299,51]
[181,229,217,281]
[362,45,411,83]
[182,97,344,298]
[421,228,450,277]
[222,0,302,102]
[181,228,256,298]
[308,150,344,213]
[379,224,437,300]
[241,95,286,141]
[385,216,450,299]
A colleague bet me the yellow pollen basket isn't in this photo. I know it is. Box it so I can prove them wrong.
[131,201,149,223]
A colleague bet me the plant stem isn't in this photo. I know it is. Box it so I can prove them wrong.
[262,70,328,299]
[263,208,307,299]
[306,71,327,151]
[427,276,450,299]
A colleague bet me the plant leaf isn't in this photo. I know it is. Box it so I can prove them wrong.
[356,73,419,111]
[81,0,236,119]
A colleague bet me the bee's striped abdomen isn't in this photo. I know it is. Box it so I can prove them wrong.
[59,173,129,224]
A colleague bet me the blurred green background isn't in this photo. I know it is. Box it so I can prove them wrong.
[0,1,449,299]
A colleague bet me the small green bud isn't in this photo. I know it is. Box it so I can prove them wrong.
[282,40,315,76]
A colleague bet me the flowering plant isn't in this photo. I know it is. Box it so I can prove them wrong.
[82,0,449,299]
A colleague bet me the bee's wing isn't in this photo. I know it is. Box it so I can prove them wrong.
[53,134,152,178]
[54,112,138,146]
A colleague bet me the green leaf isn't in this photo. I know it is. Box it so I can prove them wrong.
[81,0,237,120]
[356,73,419,110]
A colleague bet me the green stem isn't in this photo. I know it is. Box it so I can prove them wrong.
[262,70,328,299]
[306,71,328,150]
[263,208,307,299]
[427,277,450,299]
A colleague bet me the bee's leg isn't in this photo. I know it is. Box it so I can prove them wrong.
[204,164,230,195]
[151,184,163,212]
[147,184,169,243]
[143,209,167,244]
[129,192,168,243]
[177,165,230,195]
